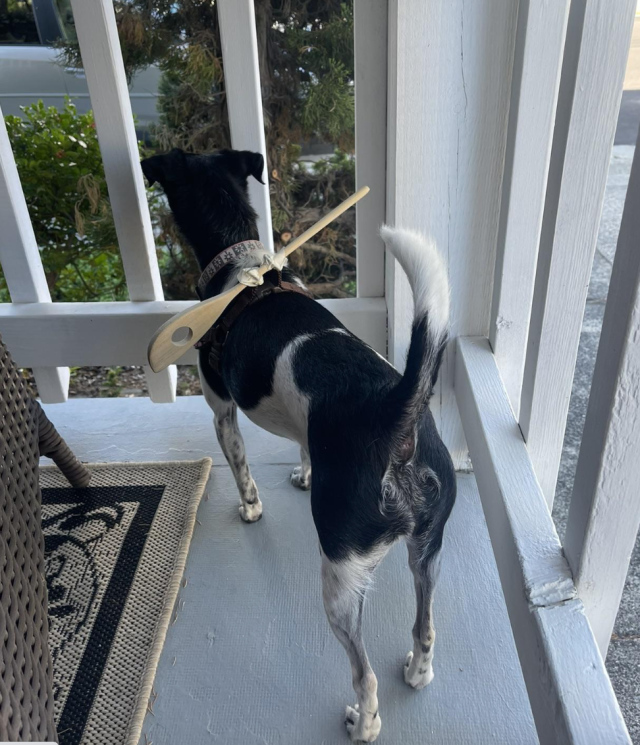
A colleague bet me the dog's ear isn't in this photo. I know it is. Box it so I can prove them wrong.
[141,148,186,187]
[239,151,265,184]
[223,149,265,185]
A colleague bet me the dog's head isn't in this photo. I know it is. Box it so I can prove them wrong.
[141,148,265,264]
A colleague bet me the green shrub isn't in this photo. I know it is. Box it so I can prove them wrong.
[3,100,127,302]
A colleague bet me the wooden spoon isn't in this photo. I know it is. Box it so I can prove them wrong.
[147,185,370,372]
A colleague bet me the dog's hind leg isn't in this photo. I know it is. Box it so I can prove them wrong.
[321,549,387,743]
[290,446,311,490]
[404,542,441,689]
[202,381,262,523]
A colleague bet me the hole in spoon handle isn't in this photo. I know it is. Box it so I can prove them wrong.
[172,327,194,346]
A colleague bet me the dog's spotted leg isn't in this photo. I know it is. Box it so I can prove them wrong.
[214,404,262,522]
[322,550,386,742]
[404,543,441,689]
[201,379,262,522]
[290,446,311,490]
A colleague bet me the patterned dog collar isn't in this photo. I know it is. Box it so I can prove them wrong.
[197,240,265,297]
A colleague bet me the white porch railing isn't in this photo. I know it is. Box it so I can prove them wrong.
[0,0,387,402]
[0,112,70,403]
[70,0,177,403]
[0,1,639,743]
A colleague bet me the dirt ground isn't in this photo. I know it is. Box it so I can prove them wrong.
[22,365,203,399]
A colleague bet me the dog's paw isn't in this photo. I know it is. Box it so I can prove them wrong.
[239,499,263,522]
[345,704,381,743]
[403,651,434,690]
[290,466,311,490]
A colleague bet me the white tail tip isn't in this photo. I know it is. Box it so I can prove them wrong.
[380,225,450,339]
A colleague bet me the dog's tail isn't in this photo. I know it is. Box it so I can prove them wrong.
[379,225,450,461]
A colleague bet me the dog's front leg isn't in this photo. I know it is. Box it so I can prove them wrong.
[203,384,262,522]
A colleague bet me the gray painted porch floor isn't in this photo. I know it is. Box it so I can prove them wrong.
[42,397,538,745]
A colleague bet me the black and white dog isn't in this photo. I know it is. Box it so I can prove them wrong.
[141,148,456,743]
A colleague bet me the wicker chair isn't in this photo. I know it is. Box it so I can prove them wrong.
[0,337,90,742]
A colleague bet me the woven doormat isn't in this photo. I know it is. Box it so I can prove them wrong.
[40,459,212,745]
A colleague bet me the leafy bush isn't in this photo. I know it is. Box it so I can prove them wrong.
[2,100,127,302]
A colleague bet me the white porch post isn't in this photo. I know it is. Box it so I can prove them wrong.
[563,133,640,658]
[518,0,636,504]
[490,0,570,417]
[0,111,70,403]
[355,0,387,299]
[386,0,518,468]
[69,0,177,403]
[217,0,273,252]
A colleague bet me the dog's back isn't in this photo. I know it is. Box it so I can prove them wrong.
[218,225,455,569]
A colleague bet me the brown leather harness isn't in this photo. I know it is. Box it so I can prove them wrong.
[194,242,313,375]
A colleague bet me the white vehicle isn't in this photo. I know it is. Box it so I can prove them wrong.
[0,0,160,131]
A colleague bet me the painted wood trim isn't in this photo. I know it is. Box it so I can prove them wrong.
[0,297,386,369]
[0,107,69,403]
[456,336,630,745]
[34,367,71,405]
[69,0,176,403]
[69,0,162,301]
[518,0,636,504]
[490,0,570,417]
[143,364,178,404]
[385,0,518,470]
[563,135,640,657]
[384,0,404,366]
[456,338,574,605]
[143,367,176,403]
[217,0,273,251]
[0,113,54,303]
[355,0,387,298]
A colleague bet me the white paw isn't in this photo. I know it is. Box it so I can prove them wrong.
[239,499,263,522]
[404,651,434,690]
[345,704,381,742]
[290,466,311,490]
